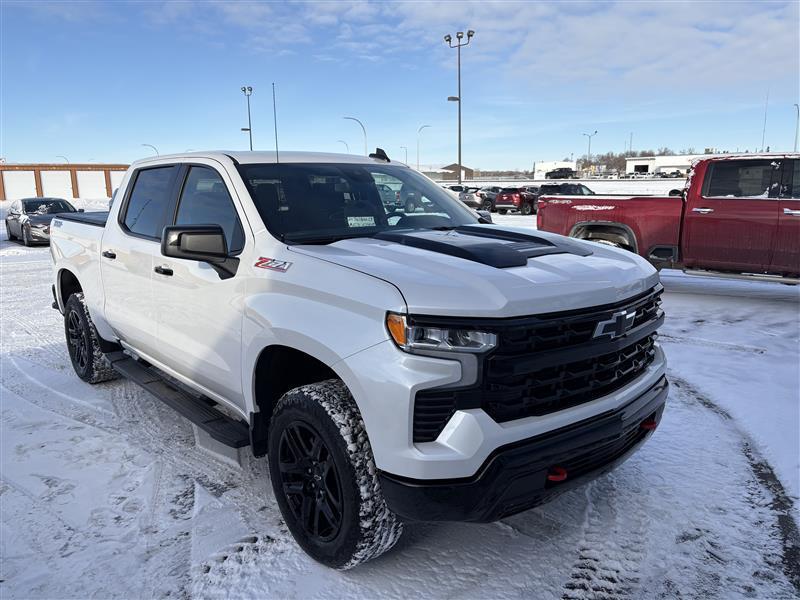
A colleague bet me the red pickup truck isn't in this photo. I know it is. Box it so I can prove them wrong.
[537,154,799,282]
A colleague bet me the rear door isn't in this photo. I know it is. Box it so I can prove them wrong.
[101,165,179,354]
[771,159,800,275]
[682,159,781,272]
[150,163,248,411]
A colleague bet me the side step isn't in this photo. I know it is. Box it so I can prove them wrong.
[106,352,250,448]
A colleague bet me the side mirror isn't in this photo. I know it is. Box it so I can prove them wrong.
[162,225,228,261]
[78,208,85,212]
[476,209,493,223]
[161,225,239,279]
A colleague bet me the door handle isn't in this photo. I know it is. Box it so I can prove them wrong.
[154,265,173,276]
[102,250,116,259]
[783,208,800,216]
[692,207,714,214]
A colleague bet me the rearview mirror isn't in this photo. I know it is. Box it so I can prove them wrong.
[161,225,228,261]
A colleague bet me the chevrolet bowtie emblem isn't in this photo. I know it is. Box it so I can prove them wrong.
[593,310,636,340]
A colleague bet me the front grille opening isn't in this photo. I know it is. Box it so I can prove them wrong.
[412,287,663,443]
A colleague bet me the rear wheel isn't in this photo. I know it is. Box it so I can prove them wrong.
[64,293,118,384]
[482,199,493,211]
[268,379,403,569]
[520,202,533,216]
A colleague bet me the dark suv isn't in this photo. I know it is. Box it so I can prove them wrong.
[545,167,578,179]
[538,183,595,197]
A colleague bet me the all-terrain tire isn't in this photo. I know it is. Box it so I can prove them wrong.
[64,292,119,384]
[5,220,17,240]
[268,379,403,569]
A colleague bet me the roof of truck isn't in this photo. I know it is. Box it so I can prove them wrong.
[133,151,408,167]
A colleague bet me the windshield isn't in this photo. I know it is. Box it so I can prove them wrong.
[237,163,480,243]
[23,199,74,214]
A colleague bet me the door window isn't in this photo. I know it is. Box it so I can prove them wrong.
[780,159,800,199]
[122,166,178,239]
[174,166,244,254]
[703,159,780,198]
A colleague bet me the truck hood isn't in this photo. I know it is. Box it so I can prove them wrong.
[289,225,660,318]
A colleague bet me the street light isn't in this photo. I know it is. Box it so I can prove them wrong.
[582,130,597,168]
[400,146,408,163]
[417,124,431,171]
[241,86,253,151]
[343,117,367,155]
[794,104,799,152]
[56,155,69,163]
[337,140,350,153]
[141,144,159,156]
[444,29,475,185]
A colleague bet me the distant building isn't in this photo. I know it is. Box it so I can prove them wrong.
[0,163,129,201]
[624,154,708,176]
[438,163,475,181]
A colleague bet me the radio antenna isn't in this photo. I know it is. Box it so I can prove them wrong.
[272,82,280,163]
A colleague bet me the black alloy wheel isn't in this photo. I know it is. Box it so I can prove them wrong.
[67,308,90,373]
[520,201,533,216]
[277,421,343,542]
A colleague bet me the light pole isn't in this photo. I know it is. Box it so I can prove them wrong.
[582,130,597,170]
[794,104,799,152]
[343,117,367,155]
[444,29,474,185]
[141,144,159,156]
[416,124,431,171]
[337,140,350,153]
[56,155,69,163]
[241,86,253,151]
[400,146,408,163]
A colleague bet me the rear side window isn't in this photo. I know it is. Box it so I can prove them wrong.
[703,160,780,198]
[781,159,799,199]
[123,166,177,239]
[174,166,245,254]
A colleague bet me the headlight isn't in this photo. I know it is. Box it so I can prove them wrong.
[386,313,497,353]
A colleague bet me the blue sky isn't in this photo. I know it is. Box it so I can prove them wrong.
[2,1,798,170]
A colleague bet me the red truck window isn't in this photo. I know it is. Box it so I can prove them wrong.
[702,159,780,198]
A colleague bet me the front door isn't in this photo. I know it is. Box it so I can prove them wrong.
[682,158,781,272]
[771,159,800,275]
[150,163,248,412]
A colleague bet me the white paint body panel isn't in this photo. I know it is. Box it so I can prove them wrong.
[51,151,666,481]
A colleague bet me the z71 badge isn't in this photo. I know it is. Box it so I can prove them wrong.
[254,257,292,272]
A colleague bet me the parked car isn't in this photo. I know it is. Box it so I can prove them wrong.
[5,197,81,246]
[476,186,502,211]
[545,167,578,179]
[537,183,595,198]
[537,153,799,282]
[376,183,401,210]
[51,150,666,568]
[494,186,538,215]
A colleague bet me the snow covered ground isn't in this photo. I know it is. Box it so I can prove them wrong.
[1,208,798,599]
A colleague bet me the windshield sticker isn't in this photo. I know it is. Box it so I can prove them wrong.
[347,216,375,228]
[255,257,292,272]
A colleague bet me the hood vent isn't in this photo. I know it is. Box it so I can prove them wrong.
[374,225,592,269]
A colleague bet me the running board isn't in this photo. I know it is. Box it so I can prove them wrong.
[106,352,250,448]
[683,269,800,285]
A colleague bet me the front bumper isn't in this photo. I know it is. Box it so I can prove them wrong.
[28,226,50,242]
[378,375,668,522]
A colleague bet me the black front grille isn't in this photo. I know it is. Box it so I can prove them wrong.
[413,286,663,442]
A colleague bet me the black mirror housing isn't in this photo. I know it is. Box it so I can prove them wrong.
[476,209,493,223]
[161,225,228,262]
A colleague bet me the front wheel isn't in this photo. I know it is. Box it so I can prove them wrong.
[268,379,403,569]
[22,225,32,246]
[5,220,16,241]
[520,202,533,216]
[64,293,119,384]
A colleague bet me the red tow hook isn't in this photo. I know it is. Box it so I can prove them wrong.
[547,466,568,482]
[640,418,658,431]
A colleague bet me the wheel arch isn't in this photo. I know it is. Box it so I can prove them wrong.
[569,220,639,253]
[57,268,83,312]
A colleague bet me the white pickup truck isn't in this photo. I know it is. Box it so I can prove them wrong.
[50,151,668,568]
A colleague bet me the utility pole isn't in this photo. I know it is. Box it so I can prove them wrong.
[760,89,769,152]
[582,130,597,170]
[141,144,159,156]
[629,132,633,154]
[416,124,431,171]
[337,140,349,153]
[400,146,408,163]
[444,30,475,185]
[241,86,253,151]
[794,103,799,152]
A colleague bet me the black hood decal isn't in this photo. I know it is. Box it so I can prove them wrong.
[374,225,592,269]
